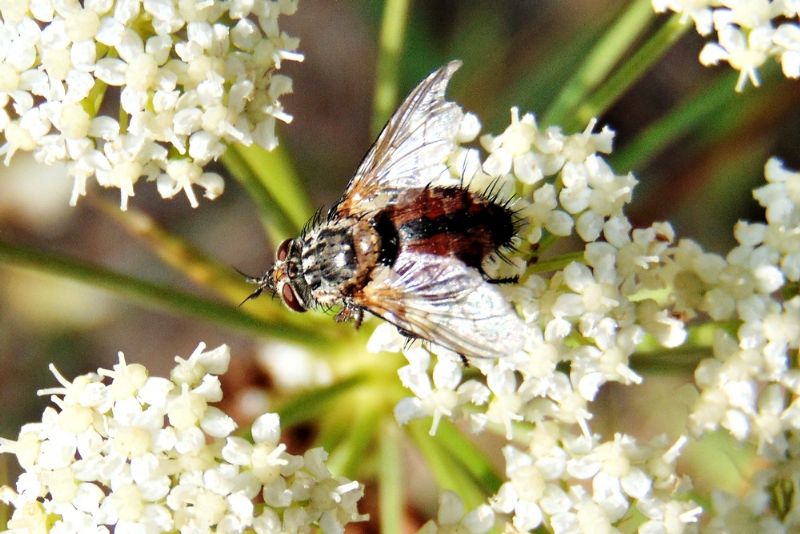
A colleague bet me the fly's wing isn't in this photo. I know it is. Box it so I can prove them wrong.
[335,61,464,216]
[357,251,526,359]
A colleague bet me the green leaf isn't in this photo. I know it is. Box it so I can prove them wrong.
[611,70,739,172]
[89,198,331,331]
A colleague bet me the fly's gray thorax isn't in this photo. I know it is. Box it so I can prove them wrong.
[300,226,356,298]
[300,218,381,305]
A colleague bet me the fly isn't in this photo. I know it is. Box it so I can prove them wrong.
[243,61,526,359]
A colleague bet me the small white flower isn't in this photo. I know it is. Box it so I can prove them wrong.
[419,491,495,533]
[395,347,489,434]
[773,22,800,78]
[652,0,715,35]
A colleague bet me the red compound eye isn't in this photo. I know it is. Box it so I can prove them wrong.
[276,239,292,261]
[281,283,307,312]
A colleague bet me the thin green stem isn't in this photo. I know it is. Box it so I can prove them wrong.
[408,420,486,509]
[435,420,503,495]
[611,69,740,172]
[570,13,689,130]
[222,143,312,243]
[634,320,738,352]
[88,198,330,332]
[277,374,367,428]
[526,251,584,276]
[631,321,738,373]
[91,199,253,301]
[372,0,412,136]
[83,80,108,117]
[378,418,404,534]
[0,240,324,345]
[240,143,314,229]
[327,407,381,478]
[543,0,655,127]
[629,347,709,374]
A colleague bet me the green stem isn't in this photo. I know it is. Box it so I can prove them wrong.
[221,143,311,243]
[634,319,737,352]
[435,419,503,495]
[88,198,330,332]
[631,321,738,373]
[629,347,709,374]
[372,0,413,136]
[408,420,487,509]
[91,199,255,301]
[327,407,381,478]
[378,418,404,534]
[526,251,584,276]
[569,13,689,131]
[277,374,367,428]
[83,80,108,117]
[0,240,324,345]
[543,0,655,127]
[611,69,740,172]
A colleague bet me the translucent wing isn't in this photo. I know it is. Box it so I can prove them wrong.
[357,251,526,359]
[336,61,464,216]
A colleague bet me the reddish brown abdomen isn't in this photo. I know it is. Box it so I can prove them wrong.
[384,186,515,268]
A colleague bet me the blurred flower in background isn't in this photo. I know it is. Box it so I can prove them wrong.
[0,0,799,532]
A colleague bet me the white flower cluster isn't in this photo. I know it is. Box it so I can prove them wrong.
[0,0,302,209]
[493,432,699,533]
[652,0,800,90]
[0,343,366,533]
[371,101,800,530]
[370,108,704,532]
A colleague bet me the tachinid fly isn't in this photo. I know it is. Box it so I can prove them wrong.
[244,61,527,359]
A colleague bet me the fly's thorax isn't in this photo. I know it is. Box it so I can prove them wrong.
[300,217,381,305]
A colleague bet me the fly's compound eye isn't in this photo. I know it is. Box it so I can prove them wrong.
[276,238,293,261]
[281,283,307,312]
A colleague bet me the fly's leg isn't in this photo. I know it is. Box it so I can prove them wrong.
[335,300,364,329]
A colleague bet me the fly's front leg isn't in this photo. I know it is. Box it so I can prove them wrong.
[335,299,364,329]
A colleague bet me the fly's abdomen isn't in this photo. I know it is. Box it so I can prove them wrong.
[386,187,516,268]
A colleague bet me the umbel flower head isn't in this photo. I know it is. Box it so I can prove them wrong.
[654,0,800,90]
[0,0,303,209]
[0,343,367,532]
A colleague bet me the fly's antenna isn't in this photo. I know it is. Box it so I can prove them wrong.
[235,267,275,307]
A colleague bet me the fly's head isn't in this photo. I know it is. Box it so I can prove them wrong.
[243,238,310,312]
